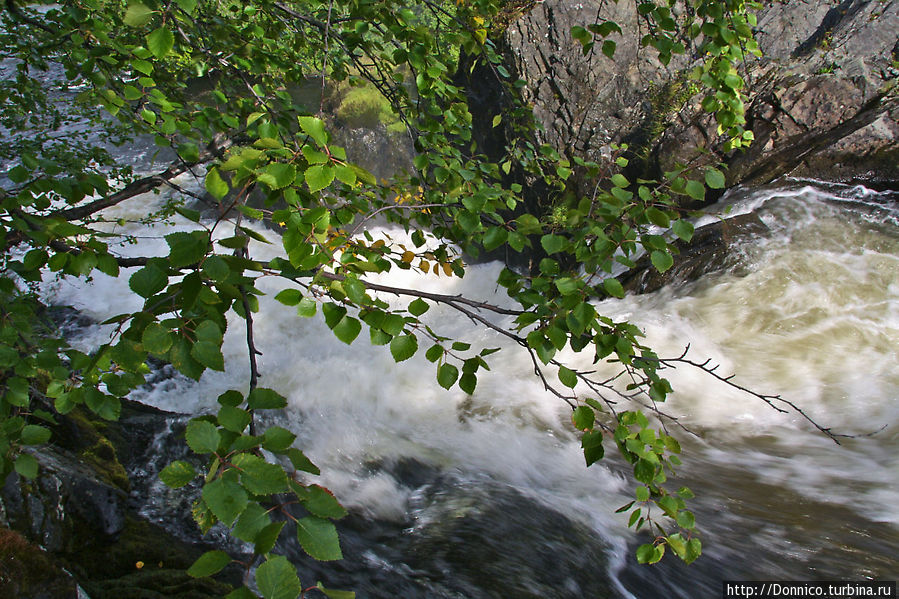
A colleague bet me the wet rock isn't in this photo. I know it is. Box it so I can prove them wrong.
[405,477,615,599]
[618,212,770,294]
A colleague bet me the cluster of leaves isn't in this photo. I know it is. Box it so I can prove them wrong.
[0,0,763,595]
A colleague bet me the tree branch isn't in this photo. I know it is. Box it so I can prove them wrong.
[316,271,525,316]
[657,345,885,444]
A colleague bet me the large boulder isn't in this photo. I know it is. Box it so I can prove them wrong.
[500,0,899,189]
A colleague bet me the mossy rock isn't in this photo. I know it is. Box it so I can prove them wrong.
[62,491,238,598]
[0,527,77,599]
[49,407,129,492]
[83,569,231,599]
[334,84,398,129]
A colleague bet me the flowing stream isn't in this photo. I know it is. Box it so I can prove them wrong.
[42,176,899,597]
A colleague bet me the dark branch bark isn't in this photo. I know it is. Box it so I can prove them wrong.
[317,271,525,316]
[4,0,55,33]
[50,139,232,223]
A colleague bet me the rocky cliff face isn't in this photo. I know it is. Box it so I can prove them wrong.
[501,0,899,188]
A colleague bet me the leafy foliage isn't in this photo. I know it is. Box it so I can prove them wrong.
[0,0,766,594]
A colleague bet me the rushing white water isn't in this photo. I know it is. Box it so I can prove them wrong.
[44,180,899,595]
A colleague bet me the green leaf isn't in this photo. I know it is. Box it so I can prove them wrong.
[602,39,617,59]
[232,453,289,495]
[331,315,361,345]
[300,485,347,519]
[147,27,174,59]
[256,555,302,599]
[14,453,38,479]
[170,338,204,381]
[21,424,51,445]
[191,341,225,371]
[342,277,367,304]
[482,226,508,251]
[645,207,670,228]
[437,363,459,389]
[408,298,429,316]
[684,538,702,564]
[275,289,302,306]
[205,167,229,200]
[316,584,356,599]
[635,485,650,502]
[287,448,320,475]
[667,532,687,559]
[248,388,287,410]
[685,179,705,201]
[233,503,270,543]
[677,486,694,499]
[187,550,231,578]
[202,476,248,526]
[160,460,197,488]
[305,165,335,193]
[459,372,477,394]
[129,264,167,298]
[297,116,329,147]
[671,219,694,242]
[704,167,726,189]
[676,510,695,529]
[559,366,578,389]
[389,334,418,362]
[124,2,155,27]
[141,322,172,355]
[334,165,356,186]
[297,298,317,318]
[262,426,296,452]
[202,256,230,281]
[254,522,285,555]
[166,232,209,267]
[611,173,629,188]
[185,419,221,454]
[174,0,197,14]
[218,406,252,433]
[571,405,594,429]
[650,250,674,273]
[133,59,153,75]
[540,234,567,255]
[84,389,121,421]
[581,430,604,466]
[634,459,656,484]
[636,543,656,564]
[260,163,296,190]
[425,344,444,363]
[603,278,625,298]
[296,516,342,561]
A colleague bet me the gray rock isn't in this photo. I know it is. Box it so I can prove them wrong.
[501,0,899,190]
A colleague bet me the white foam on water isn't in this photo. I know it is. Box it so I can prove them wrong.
[41,182,899,583]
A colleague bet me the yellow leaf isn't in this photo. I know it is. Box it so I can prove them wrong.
[442,262,453,276]
[401,251,415,263]
[420,260,430,273]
